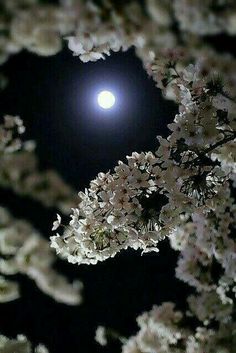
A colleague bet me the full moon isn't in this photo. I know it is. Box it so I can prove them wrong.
[97,90,115,109]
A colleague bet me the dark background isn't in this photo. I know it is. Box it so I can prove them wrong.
[0,42,215,352]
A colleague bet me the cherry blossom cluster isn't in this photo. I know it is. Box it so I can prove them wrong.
[0,334,49,353]
[172,185,236,303]
[98,182,236,352]
[0,206,83,305]
[51,151,171,265]
[52,64,236,266]
[0,0,76,64]
[66,0,146,62]
[0,115,77,213]
[95,181,236,351]
[119,301,236,353]
[173,0,236,35]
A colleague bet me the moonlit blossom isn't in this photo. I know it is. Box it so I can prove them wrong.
[0,1,236,352]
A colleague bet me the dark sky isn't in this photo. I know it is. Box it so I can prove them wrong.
[0,47,191,353]
[0,47,177,188]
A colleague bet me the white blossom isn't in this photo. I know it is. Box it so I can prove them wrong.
[95,326,107,346]
[0,334,49,353]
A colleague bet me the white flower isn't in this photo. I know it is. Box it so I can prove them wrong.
[52,214,62,231]
[95,326,107,346]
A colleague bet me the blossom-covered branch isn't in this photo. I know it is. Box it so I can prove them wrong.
[0,206,83,305]
[96,181,236,352]
[51,65,236,266]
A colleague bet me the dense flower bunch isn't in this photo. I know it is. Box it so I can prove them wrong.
[0,0,76,64]
[94,186,236,352]
[172,186,236,301]
[51,151,168,264]
[0,334,49,353]
[0,206,82,305]
[173,0,236,35]
[108,204,236,353]
[119,301,236,353]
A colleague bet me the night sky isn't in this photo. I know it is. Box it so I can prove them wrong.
[0,46,191,353]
